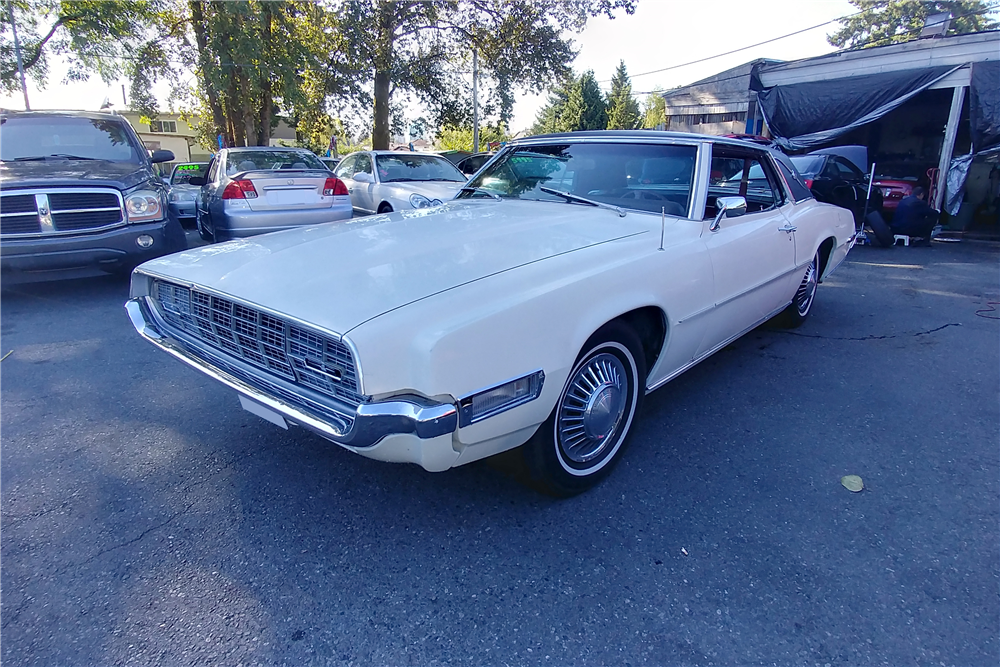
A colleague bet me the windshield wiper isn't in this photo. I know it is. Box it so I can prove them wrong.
[539,186,626,217]
[460,186,501,201]
[12,154,101,161]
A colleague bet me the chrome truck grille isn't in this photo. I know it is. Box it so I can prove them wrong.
[151,280,365,407]
[0,189,124,237]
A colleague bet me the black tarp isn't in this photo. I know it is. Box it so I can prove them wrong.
[754,65,962,150]
[970,60,1000,152]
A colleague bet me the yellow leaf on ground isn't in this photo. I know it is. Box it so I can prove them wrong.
[841,475,864,492]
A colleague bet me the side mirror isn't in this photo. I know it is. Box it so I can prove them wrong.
[352,172,374,184]
[150,149,175,164]
[710,196,747,232]
[188,176,206,186]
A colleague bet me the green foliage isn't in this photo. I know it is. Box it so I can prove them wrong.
[560,70,608,131]
[435,123,510,151]
[828,0,998,49]
[339,0,636,149]
[605,60,640,130]
[529,74,575,135]
[642,88,667,130]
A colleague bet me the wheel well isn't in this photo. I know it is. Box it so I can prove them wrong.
[378,202,393,213]
[818,237,835,280]
[610,307,667,376]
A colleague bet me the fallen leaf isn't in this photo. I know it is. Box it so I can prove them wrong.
[681,547,688,556]
[841,475,864,492]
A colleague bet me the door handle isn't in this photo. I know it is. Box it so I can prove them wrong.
[779,223,797,233]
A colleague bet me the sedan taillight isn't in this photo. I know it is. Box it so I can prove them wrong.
[222,179,258,199]
[323,177,349,196]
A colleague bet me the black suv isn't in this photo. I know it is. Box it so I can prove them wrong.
[0,110,187,282]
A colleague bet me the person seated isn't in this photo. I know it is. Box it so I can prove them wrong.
[890,186,938,245]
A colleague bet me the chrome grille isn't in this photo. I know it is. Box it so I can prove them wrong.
[0,188,124,237]
[152,280,364,406]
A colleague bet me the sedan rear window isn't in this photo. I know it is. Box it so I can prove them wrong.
[0,115,143,163]
[460,142,698,216]
[226,150,325,174]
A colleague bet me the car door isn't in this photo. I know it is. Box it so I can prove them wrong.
[197,156,219,227]
[334,155,359,211]
[697,146,797,355]
[340,153,376,214]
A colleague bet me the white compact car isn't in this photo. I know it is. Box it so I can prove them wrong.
[334,150,466,214]
[126,131,855,496]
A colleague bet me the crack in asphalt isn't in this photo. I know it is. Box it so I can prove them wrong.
[780,322,961,341]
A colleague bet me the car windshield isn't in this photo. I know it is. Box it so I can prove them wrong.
[171,163,209,185]
[458,142,698,215]
[0,115,142,163]
[375,154,465,182]
[789,155,826,177]
[225,150,325,174]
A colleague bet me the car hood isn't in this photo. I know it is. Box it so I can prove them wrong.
[137,199,650,335]
[381,181,465,202]
[0,159,152,190]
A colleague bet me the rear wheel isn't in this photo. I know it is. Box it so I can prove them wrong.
[518,322,646,497]
[378,202,393,214]
[777,253,818,328]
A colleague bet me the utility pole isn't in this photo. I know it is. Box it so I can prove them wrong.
[7,0,30,110]
[472,48,479,153]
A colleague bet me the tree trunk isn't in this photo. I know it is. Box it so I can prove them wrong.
[256,0,273,146]
[372,1,396,150]
[189,1,228,146]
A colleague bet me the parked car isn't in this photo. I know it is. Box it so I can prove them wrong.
[126,131,855,496]
[189,147,351,242]
[789,150,882,226]
[334,150,466,214]
[872,175,918,216]
[1,109,186,282]
[166,162,208,230]
[455,152,495,176]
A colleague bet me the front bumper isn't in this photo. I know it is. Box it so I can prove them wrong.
[1,219,187,282]
[125,297,461,470]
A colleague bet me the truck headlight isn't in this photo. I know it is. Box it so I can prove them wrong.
[125,190,164,223]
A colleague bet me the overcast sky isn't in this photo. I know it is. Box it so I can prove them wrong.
[2,0,864,133]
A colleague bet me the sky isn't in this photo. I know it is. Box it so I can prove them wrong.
[2,0,860,134]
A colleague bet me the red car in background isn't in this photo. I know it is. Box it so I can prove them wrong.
[873,176,917,216]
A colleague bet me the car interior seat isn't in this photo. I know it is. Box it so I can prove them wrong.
[237,160,257,172]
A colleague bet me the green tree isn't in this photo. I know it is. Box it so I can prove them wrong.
[529,73,576,135]
[828,0,998,49]
[1,0,167,96]
[339,0,635,150]
[642,87,667,130]
[605,60,640,130]
[560,70,607,131]
[436,122,510,151]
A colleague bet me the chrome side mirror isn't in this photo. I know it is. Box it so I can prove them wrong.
[352,172,374,184]
[710,196,747,232]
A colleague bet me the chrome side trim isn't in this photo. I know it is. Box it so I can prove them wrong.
[126,297,456,448]
[646,301,790,394]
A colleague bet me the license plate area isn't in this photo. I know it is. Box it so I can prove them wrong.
[239,394,288,429]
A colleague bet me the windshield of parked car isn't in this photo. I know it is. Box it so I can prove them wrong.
[789,155,826,177]
[0,115,143,163]
[225,150,326,174]
[374,154,465,182]
[457,142,698,215]
[170,163,209,185]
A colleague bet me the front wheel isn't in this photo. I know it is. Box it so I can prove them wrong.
[519,322,646,497]
[776,253,818,328]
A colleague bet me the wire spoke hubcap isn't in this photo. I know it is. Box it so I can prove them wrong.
[557,352,628,464]
[796,258,818,316]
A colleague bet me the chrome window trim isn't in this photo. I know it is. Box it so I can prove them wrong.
[0,187,126,238]
[134,268,367,396]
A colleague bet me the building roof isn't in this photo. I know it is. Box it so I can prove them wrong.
[661,59,784,115]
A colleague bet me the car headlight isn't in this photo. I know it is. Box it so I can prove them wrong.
[125,189,165,223]
[169,190,195,203]
[409,193,443,209]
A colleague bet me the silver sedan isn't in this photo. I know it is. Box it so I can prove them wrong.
[335,151,466,215]
[191,147,352,242]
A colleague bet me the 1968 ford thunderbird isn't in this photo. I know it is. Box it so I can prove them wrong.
[126,131,855,496]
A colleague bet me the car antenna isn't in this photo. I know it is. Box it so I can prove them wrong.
[659,207,665,251]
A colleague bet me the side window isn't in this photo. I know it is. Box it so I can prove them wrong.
[834,158,864,181]
[335,155,356,179]
[707,148,783,218]
[206,158,219,183]
[354,154,373,176]
[775,158,814,202]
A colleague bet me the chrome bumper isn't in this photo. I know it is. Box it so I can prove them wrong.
[125,297,458,449]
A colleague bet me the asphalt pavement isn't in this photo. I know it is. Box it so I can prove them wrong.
[1,238,998,666]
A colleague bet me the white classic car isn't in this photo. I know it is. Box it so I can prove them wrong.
[333,150,467,214]
[126,131,855,496]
